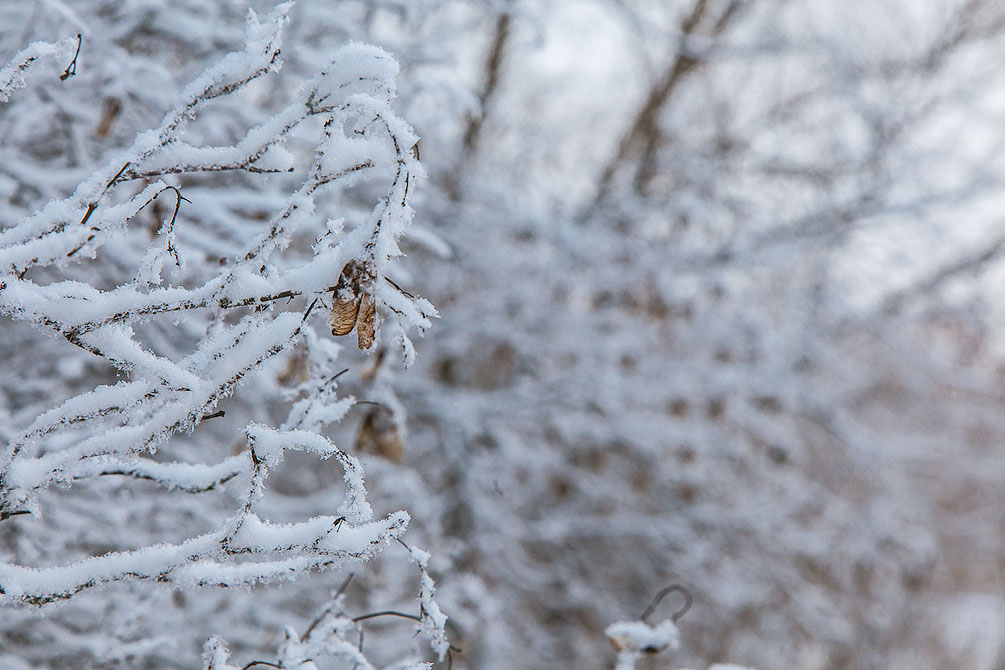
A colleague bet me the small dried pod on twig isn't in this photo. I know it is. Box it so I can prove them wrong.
[330,289,360,336]
[329,260,377,349]
[356,290,376,350]
[355,405,404,463]
[94,97,122,139]
[277,344,310,386]
[330,262,360,336]
[358,347,386,383]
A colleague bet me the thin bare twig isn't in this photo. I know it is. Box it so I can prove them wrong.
[241,662,282,670]
[59,34,81,81]
[640,583,693,623]
[352,610,421,623]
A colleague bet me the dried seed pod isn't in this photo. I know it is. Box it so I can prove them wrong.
[94,97,121,139]
[277,345,310,386]
[330,288,360,336]
[328,260,378,348]
[330,262,360,336]
[356,290,376,350]
[358,347,386,383]
[355,407,404,463]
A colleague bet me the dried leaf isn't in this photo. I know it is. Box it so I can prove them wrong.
[356,290,376,350]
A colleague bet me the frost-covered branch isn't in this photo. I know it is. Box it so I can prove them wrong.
[203,548,450,670]
[0,3,439,638]
[0,410,409,607]
[0,36,78,102]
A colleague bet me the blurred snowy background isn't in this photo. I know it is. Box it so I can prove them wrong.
[3,1,1005,669]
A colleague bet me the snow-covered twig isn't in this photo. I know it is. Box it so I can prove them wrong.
[0,4,435,621]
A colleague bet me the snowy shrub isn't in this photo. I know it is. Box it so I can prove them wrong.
[0,3,445,667]
[5,1,1005,669]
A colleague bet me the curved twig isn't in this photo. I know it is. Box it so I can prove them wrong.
[640,583,693,623]
[241,661,282,670]
[59,34,81,81]
[352,609,421,624]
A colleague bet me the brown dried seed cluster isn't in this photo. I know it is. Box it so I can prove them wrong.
[330,261,377,350]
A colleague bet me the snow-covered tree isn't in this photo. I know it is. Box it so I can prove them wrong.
[0,3,448,668]
[5,1,1005,669]
[380,1,1005,668]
